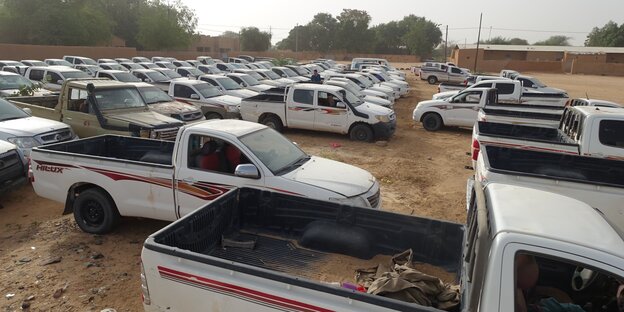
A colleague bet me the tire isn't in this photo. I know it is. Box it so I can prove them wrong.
[427,76,438,84]
[205,112,222,120]
[422,113,443,131]
[261,115,284,132]
[73,188,119,234]
[349,124,374,142]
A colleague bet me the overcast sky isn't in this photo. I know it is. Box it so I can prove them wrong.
[181,0,623,46]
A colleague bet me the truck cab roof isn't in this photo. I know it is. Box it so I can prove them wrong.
[184,119,265,138]
[570,98,622,108]
[295,83,344,93]
[65,79,134,89]
[573,105,624,117]
[486,183,624,259]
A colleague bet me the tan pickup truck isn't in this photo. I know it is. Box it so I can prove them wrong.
[9,79,184,140]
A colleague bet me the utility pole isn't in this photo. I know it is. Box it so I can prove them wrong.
[474,13,483,73]
[295,24,299,52]
[488,26,492,41]
[444,25,449,62]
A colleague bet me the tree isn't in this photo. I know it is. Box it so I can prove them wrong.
[533,35,571,46]
[400,15,442,58]
[371,21,406,54]
[239,27,271,51]
[585,21,624,47]
[307,13,338,52]
[336,9,373,53]
[276,25,313,51]
[481,36,528,45]
[136,0,197,50]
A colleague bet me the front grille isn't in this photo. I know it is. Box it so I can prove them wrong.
[0,150,24,183]
[181,111,203,121]
[39,129,73,144]
[154,127,180,141]
[367,188,381,208]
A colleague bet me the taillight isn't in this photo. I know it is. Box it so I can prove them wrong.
[472,139,480,161]
[463,80,467,86]
[27,158,34,183]
[140,262,151,305]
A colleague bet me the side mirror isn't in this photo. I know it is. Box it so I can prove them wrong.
[56,79,64,85]
[239,82,246,87]
[190,94,200,100]
[336,102,346,109]
[234,164,260,179]
[281,74,286,78]
[23,107,32,115]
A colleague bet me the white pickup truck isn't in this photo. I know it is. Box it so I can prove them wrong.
[30,120,381,234]
[471,106,624,162]
[477,101,564,128]
[168,80,242,120]
[140,180,624,311]
[420,65,469,85]
[433,80,569,106]
[240,84,396,142]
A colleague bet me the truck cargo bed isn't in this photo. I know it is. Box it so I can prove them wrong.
[477,121,574,145]
[481,108,561,121]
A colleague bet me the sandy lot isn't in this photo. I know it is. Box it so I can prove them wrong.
[1,70,622,311]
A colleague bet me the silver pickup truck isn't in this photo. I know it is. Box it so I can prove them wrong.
[420,65,469,85]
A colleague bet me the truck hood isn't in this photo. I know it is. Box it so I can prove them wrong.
[0,140,17,153]
[0,116,70,137]
[284,156,375,197]
[356,102,394,116]
[364,96,392,108]
[148,100,201,115]
[226,89,258,99]
[206,95,242,106]
[416,99,447,109]
[107,111,183,128]
[433,91,458,100]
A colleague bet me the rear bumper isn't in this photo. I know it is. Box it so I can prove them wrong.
[372,120,396,140]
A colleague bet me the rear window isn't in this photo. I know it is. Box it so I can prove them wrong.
[293,89,313,105]
[599,120,624,148]
[496,83,515,95]
[28,69,45,81]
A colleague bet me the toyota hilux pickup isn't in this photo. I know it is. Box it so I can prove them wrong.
[10,79,183,140]
[30,120,382,234]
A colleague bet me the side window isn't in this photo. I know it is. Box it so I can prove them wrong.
[65,57,74,63]
[173,85,195,98]
[293,89,313,105]
[520,78,534,88]
[274,69,284,76]
[204,79,219,87]
[230,76,243,84]
[478,83,493,88]
[451,67,462,74]
[29,69,45,81]
[317,91,338,107]
[599,120,624,148]
[68,88,89,112]
[47,72,62,83]
[99,73,113,80]
[187,134,251,175]
[76,59,84,64]
[135,73,146,80]
[497,83,515,95]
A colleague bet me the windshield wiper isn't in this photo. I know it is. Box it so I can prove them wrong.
[0,116,24,122]
[275,155,311,175]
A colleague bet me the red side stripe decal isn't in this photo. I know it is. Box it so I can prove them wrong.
[157,266,334,312]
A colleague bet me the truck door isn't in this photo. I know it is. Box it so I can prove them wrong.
[445,90,483,127]
[448,67,465,83]
[174,133,265,217]
[62,88,101,137]
[314,91,348,133]
[285,88,315,130]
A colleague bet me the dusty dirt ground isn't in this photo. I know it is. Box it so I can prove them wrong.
[2,69,623,311]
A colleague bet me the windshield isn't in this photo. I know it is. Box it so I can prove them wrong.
[112,72,141,82]
[291,67,307,75]
[27,61,47,66]
[239,128,308,175]
[531,78,547,88]
[0,74,35,90]
[137,86,172,104]
[160,69,181,78]
[248,72,265,80]
[0,98,29,121]
[186,68,204,76]
[62,71,91,79]
[142,63,158,69]
[240,75,259,86]
[282,68,298,77]
[82,58,97,65]
[3,61,23,66]
[161,63,176,69]
[107,64,125,71]
[264,71,281,80]
[145,71,169,82]
[177,61,192,67]
[195,83,223,98]
[123,63,142,70]
[341,89,364,107]
[216,77,241,90]
[94,88,146,110]
[356,76,372,87]
[51,60,73,67]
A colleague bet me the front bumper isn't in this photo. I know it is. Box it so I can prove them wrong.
[372,119,396,140]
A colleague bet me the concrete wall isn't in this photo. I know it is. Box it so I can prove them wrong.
[0,43,420,63]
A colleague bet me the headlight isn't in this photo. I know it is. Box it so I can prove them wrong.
[329,196,370,208]
[226,105,240,113]
[139,129,151,138]
[7,137,40,149]
[375,115,391,123]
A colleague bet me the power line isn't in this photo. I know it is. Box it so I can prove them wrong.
[444,26,588,34]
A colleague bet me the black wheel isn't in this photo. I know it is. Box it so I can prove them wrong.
[427,76,438,84]
[205,112,222,120]
[349,124,374,142]
[261,115,283,132]
[422,113,443,131]
[73,189,119,234]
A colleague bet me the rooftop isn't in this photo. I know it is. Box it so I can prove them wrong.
[457,44,624,54]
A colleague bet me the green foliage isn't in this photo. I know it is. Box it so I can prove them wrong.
[13,84,39,96]
[481,36,529,45]
[585,21,624,47]
[399,15,442,57]
[271,58,297,66]
[533,35,570,46]
[336,9,373,53]
[0,0,197,49]
[240,27,271,51]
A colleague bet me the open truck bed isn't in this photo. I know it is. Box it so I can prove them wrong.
[143,187,465,311]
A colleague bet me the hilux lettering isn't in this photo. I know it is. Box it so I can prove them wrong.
[36,165,64,174]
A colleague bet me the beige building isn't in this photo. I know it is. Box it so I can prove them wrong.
[189,35,240,57]
[450,44,624,76]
